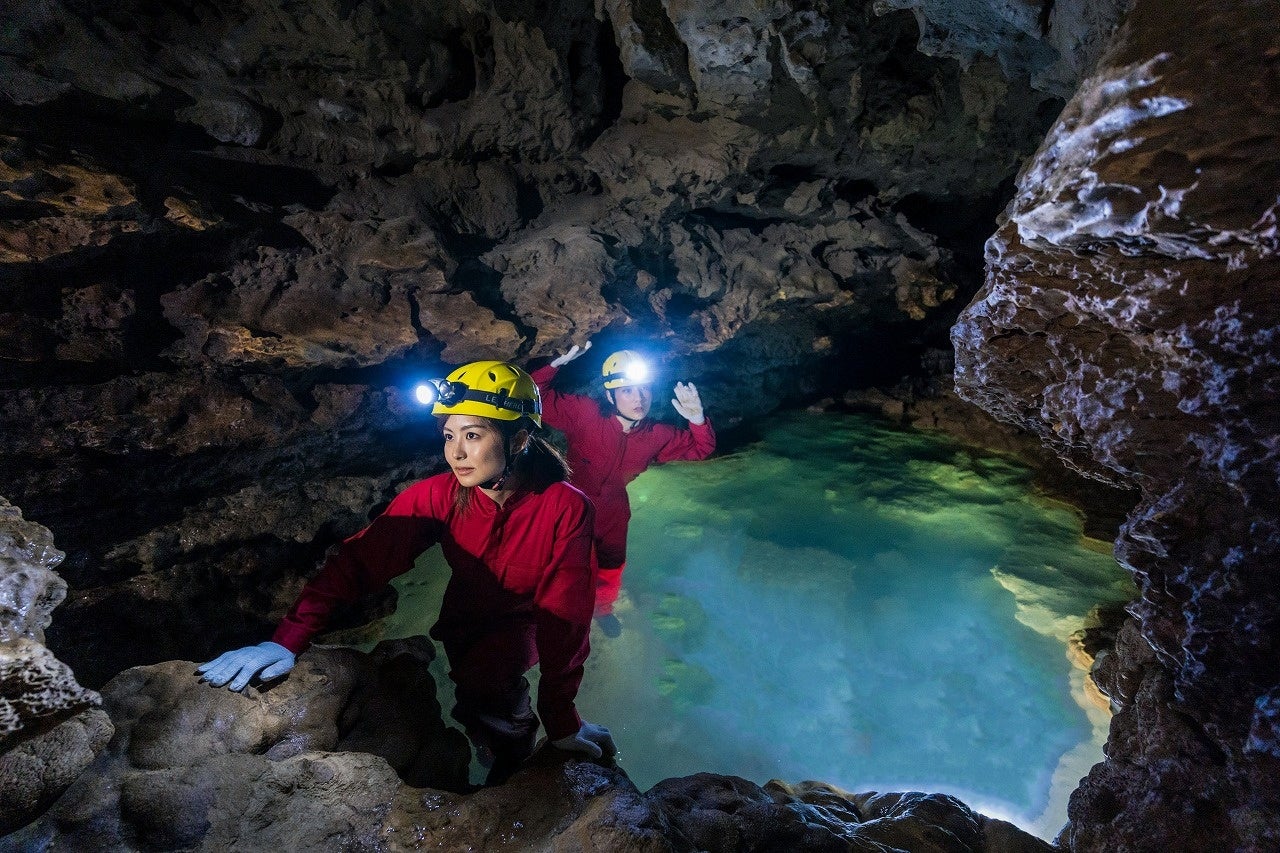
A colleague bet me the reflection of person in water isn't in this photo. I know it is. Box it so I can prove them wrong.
[198,360,615,785]
[531,343,716,636]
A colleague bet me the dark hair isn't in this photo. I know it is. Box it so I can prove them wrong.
[438,415,571,512]
[596,388,617,418]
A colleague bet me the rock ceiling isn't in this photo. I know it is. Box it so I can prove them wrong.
[2,0,1278,850]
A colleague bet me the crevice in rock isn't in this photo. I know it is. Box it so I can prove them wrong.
[571,19,627,149]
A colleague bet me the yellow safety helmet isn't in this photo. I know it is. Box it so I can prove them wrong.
[430,360,542,427]
[602,350,652,390]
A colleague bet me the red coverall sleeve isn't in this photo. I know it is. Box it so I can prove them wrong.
[531,489,596,740]
[272,483,445,654]
[530,364,597,433]
[654,417,717,463]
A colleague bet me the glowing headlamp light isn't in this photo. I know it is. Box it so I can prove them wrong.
[624,360,650,383]
[413,379,465,407]
[604,357,652,389]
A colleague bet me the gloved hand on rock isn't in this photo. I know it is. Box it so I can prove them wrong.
[550,340,592,368]
[551,721,616,759]
[198,641,296,692]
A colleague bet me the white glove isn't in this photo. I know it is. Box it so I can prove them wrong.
[550,341,592,368]
[671,382,705,425]
[198,641,296,692]
[551,721,616,759]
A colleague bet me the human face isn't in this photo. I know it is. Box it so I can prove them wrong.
[610,384,653,422]
[441,416,506,488]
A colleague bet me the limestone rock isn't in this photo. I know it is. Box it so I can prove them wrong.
[487,225,617,351]
[650,774,1053,852]
[7,641,470,849]
[953,0,1280,847]
[384,752,684,852]
[0,497,66,646]
[0,498,108,833]
[0,499,99,743]
[0,708,112,835]
[875,0,1129,98]
[2,629,1057,850]
[160,221,430,371]
[0,639,99,745]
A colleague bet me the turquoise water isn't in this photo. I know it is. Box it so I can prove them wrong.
[368,411,1133,839]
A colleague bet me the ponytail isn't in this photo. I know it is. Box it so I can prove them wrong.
[511,433,572,488]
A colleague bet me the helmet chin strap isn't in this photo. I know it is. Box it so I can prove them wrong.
[480,450,513,490]
[608,390,643,426]
[480,472,508,490]
[479,430,526,490]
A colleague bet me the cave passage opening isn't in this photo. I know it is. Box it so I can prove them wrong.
[365,409,1134,840]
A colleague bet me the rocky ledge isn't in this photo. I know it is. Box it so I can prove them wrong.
[3,640,1053,853]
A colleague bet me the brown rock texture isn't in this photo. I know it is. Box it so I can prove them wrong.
[4,640,471,849]
[2,640,1058,852]
[952,0,1280,849]
[0,0,1108,692]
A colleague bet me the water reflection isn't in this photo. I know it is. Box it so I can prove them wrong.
[370,411,1133,840]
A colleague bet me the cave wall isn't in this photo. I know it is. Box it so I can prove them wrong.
[952,0,1280,848]
[0,0,1089,686]
[26,2,1278,849]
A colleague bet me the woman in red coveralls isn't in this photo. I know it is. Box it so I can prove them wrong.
[198,360,615,785]
[530,342,715,637]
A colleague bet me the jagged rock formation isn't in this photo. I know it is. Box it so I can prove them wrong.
[3,640,1054,852]
[0,497,111,834]
[0,0,1091,688]
[952,0,1280,848]
[10,0,1273,849]
[875,0,1132,98]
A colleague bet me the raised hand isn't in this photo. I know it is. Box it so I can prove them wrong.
[550,340,592,368]
[671,382,705,425]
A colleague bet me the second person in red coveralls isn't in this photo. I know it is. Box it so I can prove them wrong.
[198,360,615,786]
[530,342,716,637]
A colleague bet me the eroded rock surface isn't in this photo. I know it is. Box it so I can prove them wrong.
[0,0,1106,700]
[953,0,1280,848]
[0,497,109,833]
[4,641,1056,852]
[3,639,469,850]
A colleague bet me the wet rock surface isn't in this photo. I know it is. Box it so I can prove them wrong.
[4,0,1274,848]
[953,0,1280,848]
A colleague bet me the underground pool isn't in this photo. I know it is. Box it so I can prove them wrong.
[367,410,1135,840]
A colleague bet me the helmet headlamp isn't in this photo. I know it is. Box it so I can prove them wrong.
[624,361,650,383]
[413,379,465,407]
[602,349,653,390]
[422,364,541,424]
